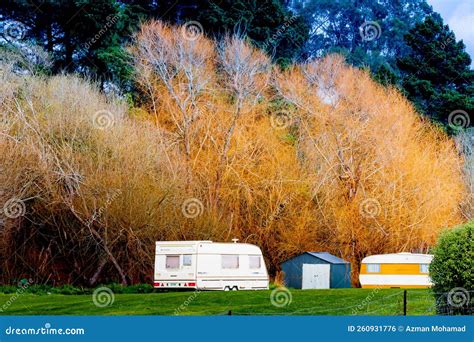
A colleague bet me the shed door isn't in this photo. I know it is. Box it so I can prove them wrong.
[302,264,330,289]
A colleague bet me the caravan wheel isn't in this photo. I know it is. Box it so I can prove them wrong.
[224,286,230,291]
[232,286,239,291]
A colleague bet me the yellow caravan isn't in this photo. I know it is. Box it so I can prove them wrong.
[359,253,433,288]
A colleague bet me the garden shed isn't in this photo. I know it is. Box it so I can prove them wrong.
[281,252,351,289]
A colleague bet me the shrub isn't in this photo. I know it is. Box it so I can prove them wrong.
[430,222,474,314]
[0,284,157,295]
[0,284,85,295]
[106,283,154,294]
[0,71,189,285]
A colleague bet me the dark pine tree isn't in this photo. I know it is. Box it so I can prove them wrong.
[397,14,474,130]
[168,0,310,66]
[289,0,432,72]
[0,0,143,86]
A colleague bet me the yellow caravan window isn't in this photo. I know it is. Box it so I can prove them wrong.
[420,264,429,273]
[366,264,380,273]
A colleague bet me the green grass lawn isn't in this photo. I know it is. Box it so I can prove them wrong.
[0,288,437,316]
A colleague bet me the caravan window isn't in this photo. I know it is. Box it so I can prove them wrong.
[183,255,192,266]
[249,256,261,269]
[420,264,429,273]
[222,255,239,269]
[366,264,380,273]
[166,255,180,269]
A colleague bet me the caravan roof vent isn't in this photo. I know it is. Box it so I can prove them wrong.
[231,238,239,243]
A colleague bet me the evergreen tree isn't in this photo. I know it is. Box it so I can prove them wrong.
[1,1,308,80]
[398,14,474,128]
[160,0,310,65]
[373,63,398,86]
[0,0,142,86]
[289,0,432,72]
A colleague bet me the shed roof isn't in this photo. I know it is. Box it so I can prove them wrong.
[307,252,349,264]
[282,252,349,265]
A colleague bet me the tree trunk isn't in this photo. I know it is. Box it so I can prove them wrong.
[46,22,53,53]
[64,29,73,71]
[89,257,108,286]
[89,227,128,285]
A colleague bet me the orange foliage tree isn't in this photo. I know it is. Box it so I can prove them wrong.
[0,20,467,285]
[130,21,467,281]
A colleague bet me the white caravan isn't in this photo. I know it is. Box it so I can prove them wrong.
[153,240,269,290]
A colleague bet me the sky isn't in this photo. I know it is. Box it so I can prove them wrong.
[429,0,474,65]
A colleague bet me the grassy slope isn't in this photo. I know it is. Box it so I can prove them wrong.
[0,289,436,316]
